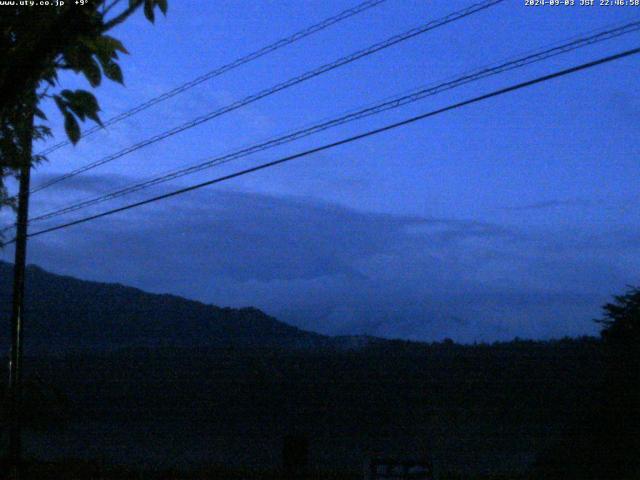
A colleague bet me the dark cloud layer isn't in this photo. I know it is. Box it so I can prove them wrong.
[2,184,635,343]
[506,199,593,211]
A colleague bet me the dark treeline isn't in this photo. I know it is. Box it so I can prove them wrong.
[1,336,608,476]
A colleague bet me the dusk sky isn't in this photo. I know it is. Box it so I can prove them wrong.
[2,0,639,342]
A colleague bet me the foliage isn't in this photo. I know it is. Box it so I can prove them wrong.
[533,287,640,479]
[595,285,640,347]
[0,0,168,210]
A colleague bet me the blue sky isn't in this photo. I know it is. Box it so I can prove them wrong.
[2,0,640,342]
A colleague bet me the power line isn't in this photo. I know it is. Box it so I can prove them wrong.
[36,0,389,157]
[28,0,504,194]
[25,19,640,225]
[6,46,636,244]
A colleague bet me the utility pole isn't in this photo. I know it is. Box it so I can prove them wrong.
[7,109,34,480]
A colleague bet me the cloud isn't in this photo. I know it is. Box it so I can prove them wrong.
[30,172,134,195]
[505,198,593,211]
[27,188,514,282]
[1,185,633,342]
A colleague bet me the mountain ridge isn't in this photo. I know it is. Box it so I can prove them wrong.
[0,260,341,353]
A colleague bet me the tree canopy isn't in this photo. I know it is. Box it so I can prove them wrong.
[596,285,640,347]
[0,0,168,212]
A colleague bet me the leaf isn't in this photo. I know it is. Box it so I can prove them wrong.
[88,40,112,66]
[64,112,80,145]
[144,0,155,23]
[33,125,52,141]
[102,35,129,55]
[81,57,102,87]
[89,38,125,86]
[72,90,99,111]
[67,47,103,87]
[34,107,47,121]
[61,90,85,121]
[68,47,103,87]
[102,61,123,84]
[63,90,103,127]
[73,90,103,126]
[90,35,129,66]
[156,0,168,15]
[53,94,66,113]
[86,110,103,126]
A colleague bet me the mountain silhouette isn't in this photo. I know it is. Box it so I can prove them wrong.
[0,261,331,353]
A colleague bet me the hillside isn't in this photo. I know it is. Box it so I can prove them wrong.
[0,262,610,475]
[0,261,330,353]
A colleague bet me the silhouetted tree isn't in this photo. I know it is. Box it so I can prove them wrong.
[595,286,640,478]
[0,0,168,214]
[597,286,640,347]
[533,286,640,479]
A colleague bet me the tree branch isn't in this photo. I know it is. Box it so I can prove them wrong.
[103,0,124,18]
[102,0,143,32]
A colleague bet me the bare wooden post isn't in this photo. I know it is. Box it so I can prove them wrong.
[7,109,34,480]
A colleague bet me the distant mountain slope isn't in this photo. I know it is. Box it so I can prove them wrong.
[0,261,330,353]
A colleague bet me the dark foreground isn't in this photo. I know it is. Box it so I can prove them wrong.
[13,459,528,480]
[2,337,615,478]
